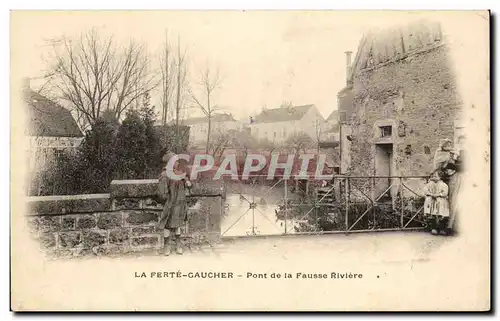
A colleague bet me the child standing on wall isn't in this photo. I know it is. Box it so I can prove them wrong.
[423,171,450,236]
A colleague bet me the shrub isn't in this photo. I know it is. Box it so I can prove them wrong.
[33,103,182,195]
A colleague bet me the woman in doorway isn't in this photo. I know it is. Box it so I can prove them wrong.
[448,135,466,233]
[432,138,462,235]
[157,152,192,256]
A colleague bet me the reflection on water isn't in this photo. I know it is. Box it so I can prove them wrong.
[221,193,298,237]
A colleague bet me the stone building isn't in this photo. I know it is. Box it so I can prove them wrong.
[250,104,325,144]
[343,20,463,198]
[323,110,340,141]
[181,113,241,146]
[338,50,355,174]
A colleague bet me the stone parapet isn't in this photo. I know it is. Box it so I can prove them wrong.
[26,180,223,258]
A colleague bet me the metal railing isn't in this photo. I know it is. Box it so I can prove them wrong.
[182,192,224,248]
[215,175,429,238]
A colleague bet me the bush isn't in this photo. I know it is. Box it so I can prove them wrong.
[289,189,425,232]
[114,110,148,179]
[35,116,119,195]
[33,103,183,196]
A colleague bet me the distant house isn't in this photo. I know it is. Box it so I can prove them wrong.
[323,110,340,141]
[179,113,241,145]
[324,110,339,129]
[250,104,325,144]
[23,80,84,191]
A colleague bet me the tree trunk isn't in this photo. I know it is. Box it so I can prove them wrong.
[206,115,211,154]
[175,110,180,152]
[174,35,183,153]
[162,31,170,126]
[205,89,212,153]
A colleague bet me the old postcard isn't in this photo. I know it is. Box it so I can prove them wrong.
[10,10,490,311]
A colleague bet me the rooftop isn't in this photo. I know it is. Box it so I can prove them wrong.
[350,19,444,79]
[326,110,339,122]
[176,113,237,126]
[24,88,83,138]
[253,105,315,124]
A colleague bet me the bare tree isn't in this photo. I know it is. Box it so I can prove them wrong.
[315,119,323,153]
[173,36,189,150]
[46,29,158,129]
[284,132,314,154]
[258,137,278,155]
[189,64,222,153]
[209,129,231,160]
[231,129,258,157]
[157,33,188,152]
[159,30,175,126]
[280,101,293,108]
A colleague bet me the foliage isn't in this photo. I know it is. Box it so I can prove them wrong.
[284,131,314,153]
[114,109,148,179]
[229,129,258,151]
[35,117,118,195]
[45,28,157,129]
[74,117,120,193]
[140,101,162,176]
[189,65,222,153]
[287,185,425,233]
[114,100,163,179]
[256,137,278,153]
[33,96,188,195]
[157,125,190,154]
[208,130,231,160]
[34,150,76,196]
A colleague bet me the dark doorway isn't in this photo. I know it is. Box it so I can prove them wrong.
[374,143,393,201]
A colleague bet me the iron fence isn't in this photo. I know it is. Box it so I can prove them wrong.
[216,175,429,238]
[181,192,225,248]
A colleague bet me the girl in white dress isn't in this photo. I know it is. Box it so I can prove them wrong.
[423,171,450,235]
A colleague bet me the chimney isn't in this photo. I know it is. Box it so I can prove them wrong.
[344,51,353,85]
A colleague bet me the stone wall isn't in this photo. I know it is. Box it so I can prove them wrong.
[26,179,223,257]
[337,85,354,123]
[339,124,352,174]
[349,43,462,179]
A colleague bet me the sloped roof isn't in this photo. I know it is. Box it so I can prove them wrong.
[350,19,444,77]
[24,89,83,137]
[176,113,236,125]
[253,105,314,124]
[326,110,339,122]
[153,124,190,134]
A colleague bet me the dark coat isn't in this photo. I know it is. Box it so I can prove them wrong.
[156,170,188,230]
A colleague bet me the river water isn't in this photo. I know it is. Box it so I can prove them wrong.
[220,193,298,237]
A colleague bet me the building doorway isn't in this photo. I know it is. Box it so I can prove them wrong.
[374,143,393,201]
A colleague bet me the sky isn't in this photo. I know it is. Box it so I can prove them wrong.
[12,11,483,121]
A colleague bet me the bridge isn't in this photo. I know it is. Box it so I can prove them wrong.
[21,176,489,311]
[25,175,433,257]
[124,229,448,262]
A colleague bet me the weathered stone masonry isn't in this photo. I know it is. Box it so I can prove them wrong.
[26,180,223,257]
[349,43,462,178]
